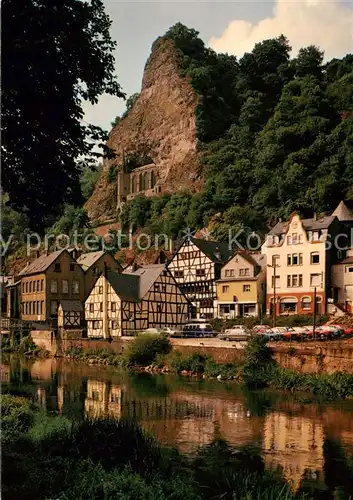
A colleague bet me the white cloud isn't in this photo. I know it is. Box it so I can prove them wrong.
[209,0,353,60]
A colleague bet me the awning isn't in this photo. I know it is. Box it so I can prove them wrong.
[280,297,298,303]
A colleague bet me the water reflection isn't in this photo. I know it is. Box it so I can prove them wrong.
[2,356,353,496]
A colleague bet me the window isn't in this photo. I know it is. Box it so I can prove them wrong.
[33,281,36,293]
[272,255,280,266]
[111,302,116,312]
[111,320,118,329]
[287,274,302,287]
[50,279,58,293]
[299,253,303,265]
[37,301,40,314]
[40,301,44,315]
[311,252,320,264]
[345,266,353,273]
[72,280,79,294]
[69,263,75,272]
[50,301,58,315]
[298,234,303,244]
[222,285,229,293]
[274,235,280,244]
[243,284,251,292]
[292,254,298,265]
[98,286,103,294]
[41,279,44,291]
[174,270,184,279]
[92,320,100,330]
[225,269,230,277]
[301,297,311,310]
[62,280,69,294]
[100,303,103,312]
[154,284,160,291]
[313,231,319,241]
[287,235,292,245]
[287,254,292,266]
[310,273,321,286]
[196,269,205,277]
[239,268,250,276]
[177,304,183,313]
[292,233,298,244]
[157,304,163,313]
[29,281,33,293]
[89,303,94,313]
[37,280,40,291]
[54,263,61,272]
[271,276,280,288]
[33,301,36,314]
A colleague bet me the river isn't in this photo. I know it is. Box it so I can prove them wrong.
[2,356,353,497]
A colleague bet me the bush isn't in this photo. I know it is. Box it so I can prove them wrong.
[1,394,35,438]
[125,334,171,366]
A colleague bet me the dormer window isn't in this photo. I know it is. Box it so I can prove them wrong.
[54,263,61,272]
[313,231,319,241]
[287,235,292,245]
[307,231,313,241]
[273,235,279,244]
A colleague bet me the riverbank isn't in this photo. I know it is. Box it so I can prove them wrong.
[64,335,353,401]
[2,393,306,500]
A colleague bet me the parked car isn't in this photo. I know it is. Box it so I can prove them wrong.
[329,324,353,338]
[281,328,309,341]
[253,325,272,333]
[217,326,252,341]
[307,326,344,341]
[262,331,281,342]
[180,322,216,338]
[140,327,169,335]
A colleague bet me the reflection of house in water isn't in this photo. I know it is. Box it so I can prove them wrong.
[264,412,324,489]
[84,380,122,420]
[123,392,263,455]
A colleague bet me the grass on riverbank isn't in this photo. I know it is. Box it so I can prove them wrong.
[2,394,306,500]
[64,334,353,400]
[2,334,50,358]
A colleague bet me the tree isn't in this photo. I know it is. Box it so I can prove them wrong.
[2,0,124,231]
[80,164,102,200]
[111,116,121,128]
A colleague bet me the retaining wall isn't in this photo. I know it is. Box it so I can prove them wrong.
[31,330,353,374]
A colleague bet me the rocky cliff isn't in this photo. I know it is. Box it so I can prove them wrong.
[85,37,202,223]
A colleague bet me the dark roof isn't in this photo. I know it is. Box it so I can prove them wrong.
[19,250,65,276]
[77,251,106,271]
[338,256,353,265]
[190,237,233,263]
[59,300,83,312]
[132,264,166,298]
[269,215,335,236]
[106,271,140,301]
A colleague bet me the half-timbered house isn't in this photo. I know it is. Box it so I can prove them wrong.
[85,264,189,338]
[167,237,234,319]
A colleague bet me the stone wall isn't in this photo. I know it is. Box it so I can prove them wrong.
[31,330,353,374]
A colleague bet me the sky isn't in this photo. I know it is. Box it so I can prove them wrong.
[83,0,353,131]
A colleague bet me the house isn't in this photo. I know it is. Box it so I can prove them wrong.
[18,249,85,322]
[262,202,353,316]
[167,237,234,319]
[4,277,21,318]
[85,264,189,338]
[331,248,353,313]
[215,252,266,318]
[76,250,122,299]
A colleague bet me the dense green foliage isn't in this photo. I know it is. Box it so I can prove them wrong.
[120,24,353,241]
[80,164,102,200]
[125,333,172,366]
[2,0,124,231]
[2,394,307,500]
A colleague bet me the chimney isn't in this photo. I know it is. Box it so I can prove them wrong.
[214,247,221,260]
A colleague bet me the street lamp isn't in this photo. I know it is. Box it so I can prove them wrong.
[267,260,280,328]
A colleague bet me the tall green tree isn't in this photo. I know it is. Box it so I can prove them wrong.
[2,0,124,231]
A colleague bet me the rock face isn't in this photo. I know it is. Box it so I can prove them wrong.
[85,37,202,223]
